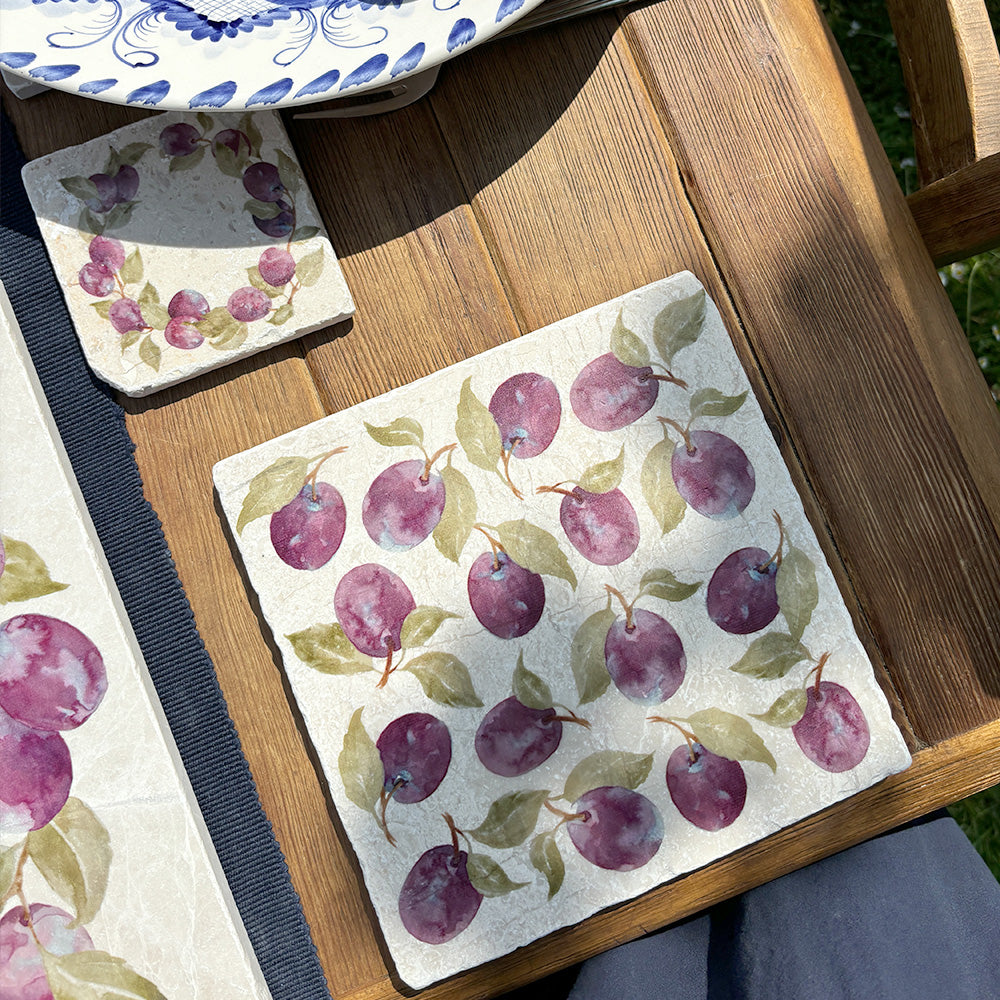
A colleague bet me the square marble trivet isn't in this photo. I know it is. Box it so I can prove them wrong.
[0,283,272,999]
[213,272,911,989]
[22,110,353,396]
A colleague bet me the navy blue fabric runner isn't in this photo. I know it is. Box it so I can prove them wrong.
[1,113,330,1000]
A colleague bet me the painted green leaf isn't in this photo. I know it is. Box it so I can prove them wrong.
[276,148,302,195]
[239,113,264,158]
[26,797,111,926]
[652,288,706,366]
[295,247,325,287]
[562,751,653,804]
[512,650,552,710]
[292,225,320,242]
[729,632,810,680]
[61,175,101,203]
[138,335,160,372]
[495,519,577,590]
[456,376,502,474]
[776,544,819,643]
[286,623,373,675]
[117,141,152,167]
[142,302,170,331]
[0,840,22,900]
[751,688,809,728]
[641,437,687,535]
[638,567,701,602]
[609,310,650,369]
[0,536,68,604]
[137,282,158,307]
[405,652,482,707]
[78,207,102,236]
[247,265,285,297]
[119,330,142,351]
[529,831,564,900]
[400,605,460,648]
[433,464,477,563]
[196,112,214,132]
[213,141,244,179]
[364,417,424,449]
[269,301,294,326]
[119,248,143,286]
[470,789,550,849]
[571,607,615,704]
[103,201,137,232]
[466,854,529,897]
[685,708,777,771]
[169,145,205,172]
[200,307,247,350]
[689,388,747,420]
[578,445,625,494]
[244,198,281,220]
[42,948,166,1000]
[236,455,309,533]
[338,707,382,815]
[91,300,113,320]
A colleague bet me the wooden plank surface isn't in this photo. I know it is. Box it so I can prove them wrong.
[4,0,1000,997]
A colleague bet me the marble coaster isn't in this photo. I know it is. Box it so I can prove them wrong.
[213,272,911,990]
[21,111,353,397]
[0,284,272,1000]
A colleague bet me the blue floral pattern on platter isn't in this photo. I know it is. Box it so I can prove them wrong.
[0,0,542,109]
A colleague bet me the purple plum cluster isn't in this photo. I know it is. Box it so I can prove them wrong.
[0,614,108,991]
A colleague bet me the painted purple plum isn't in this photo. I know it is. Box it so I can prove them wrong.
[108,298,145,334]
[113,164,139,203]
[475,697,568,777]
[398,843,482,944]
[488,372,561,459]
[159,121,201,157]
[167,289,210,320]
[258,246,296,287]
[227,286,270,323]
[0,903,94,999]
[377,713,452,804]
[467,551,545,639]
[212,128,251,158]
[0,710,73,836]
[84,172,118,214]
[88,235,125,272]
[666,742,747,831]
[671,430,755,519]
[0,614,107,731]
[362,460,446,551]
[334,563,415,659]
[164,316,204,350]
[242,161,285,202]
[570,353,659,431]
[567,786,663,871]
[558,487,639,565]
[78,262,114,298]
[270,482,346,571]
[793,681,871,773]
[604,608,685,705]
[706,546,779,634]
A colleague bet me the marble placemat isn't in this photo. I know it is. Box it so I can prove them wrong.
[21,110,353,396]
[0,283,272,1000]
[212,272,911,989]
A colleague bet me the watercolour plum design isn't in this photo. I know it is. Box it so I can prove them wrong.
[0,904,94,998]
[0,548,165,996]
[376,712,452,844]
[475,654,589,777]
[227,278,891,961]
[361,420,457,552]
[537,448,640,566]
[707,512,785,634]
[565,786,663,871]
[61,113,324,372]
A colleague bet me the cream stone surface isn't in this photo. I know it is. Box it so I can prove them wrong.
[22,110,353,396]
[0,285,272,999]
[213,273,911,989]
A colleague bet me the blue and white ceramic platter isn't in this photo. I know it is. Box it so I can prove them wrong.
[0,0,543,111]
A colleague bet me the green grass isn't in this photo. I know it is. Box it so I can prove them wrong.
[818,1,1000,875]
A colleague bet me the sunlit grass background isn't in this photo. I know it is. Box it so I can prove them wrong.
[819,0,999,878]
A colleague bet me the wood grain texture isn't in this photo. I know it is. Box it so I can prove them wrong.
[886,0,1000,185]
[907,149,1000,263]
[4,0,1000,995]
[621,0,1000,744]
